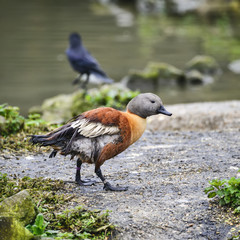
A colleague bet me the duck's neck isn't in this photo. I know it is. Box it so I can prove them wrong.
[125,110,147,145]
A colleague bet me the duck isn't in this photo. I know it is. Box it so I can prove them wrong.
[66,32,113,89]
[30,93,172,191]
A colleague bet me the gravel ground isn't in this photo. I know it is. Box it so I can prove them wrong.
[1,129,240,239]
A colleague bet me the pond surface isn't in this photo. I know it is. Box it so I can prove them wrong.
[0,0,239,115]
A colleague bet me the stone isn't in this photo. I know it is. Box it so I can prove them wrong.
[124,61,185,91]
[0,190,37,226]
[0,216,35,240]
[0,190,37,240]
[146,62,185,82]
[185,55,220,75]
[185,70,204,85]
[41,93,74,124]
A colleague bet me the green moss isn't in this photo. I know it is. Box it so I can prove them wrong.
[0,217,35,240]
[146,62,184,79]
[185,55,219,74]
[0,190,37,226]
[129,62,184,82]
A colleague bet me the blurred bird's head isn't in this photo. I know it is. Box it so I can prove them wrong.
[69,33,82,48]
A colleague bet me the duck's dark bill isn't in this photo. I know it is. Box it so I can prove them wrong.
[158,105,172,116]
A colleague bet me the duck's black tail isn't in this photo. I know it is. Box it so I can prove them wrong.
[29,123,77,157]
[30,134,57,146]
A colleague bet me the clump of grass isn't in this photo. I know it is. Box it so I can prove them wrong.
[0,104,25,136]
[0,104,59,154]
[49,206,114,239]
[0,103,58,136]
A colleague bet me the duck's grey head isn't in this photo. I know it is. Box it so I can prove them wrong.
[127,93,172,119]
[69,32,82,48]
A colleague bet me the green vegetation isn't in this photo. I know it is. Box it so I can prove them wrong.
[26,213,49,236]
[0,172,115,239]
[205,175,240,239]
[71,85,139,116]
[205,177,240,213]
[0,104,54,136]
[0,104,25,137]
[0,104,59,153]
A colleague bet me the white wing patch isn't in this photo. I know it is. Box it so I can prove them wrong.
[71,118,120,138]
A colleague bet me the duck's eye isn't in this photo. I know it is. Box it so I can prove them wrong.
[151,100,155,103]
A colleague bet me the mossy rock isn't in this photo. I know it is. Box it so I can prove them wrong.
[185,55,220,75]
[125,61,185,91]
[145,62,185,80]
[185,70,204,85]
[0,190,37,226]
[41,93,74,124]
[0,216,35,240]
[0,190,37,240]
[129,62,184,81]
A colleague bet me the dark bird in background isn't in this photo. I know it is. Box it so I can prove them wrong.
[30,93,172,191]
[66,32,113,89]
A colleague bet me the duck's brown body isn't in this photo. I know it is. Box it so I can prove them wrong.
[31,93,171,191]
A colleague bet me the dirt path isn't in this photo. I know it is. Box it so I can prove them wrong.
[1,130,240,239]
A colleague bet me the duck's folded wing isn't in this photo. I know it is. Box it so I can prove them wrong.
[70,117,120,138]
[49,107,121,142]
[57,108,122,153]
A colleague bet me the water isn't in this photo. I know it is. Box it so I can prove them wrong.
[0,0,239,116]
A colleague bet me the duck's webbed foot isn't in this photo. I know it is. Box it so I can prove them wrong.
[76,178,96,186]
[95,167,128,191]
[103,182,128,191]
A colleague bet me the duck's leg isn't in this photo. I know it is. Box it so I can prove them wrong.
[75,158,95,186]
[95,167,128,191]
